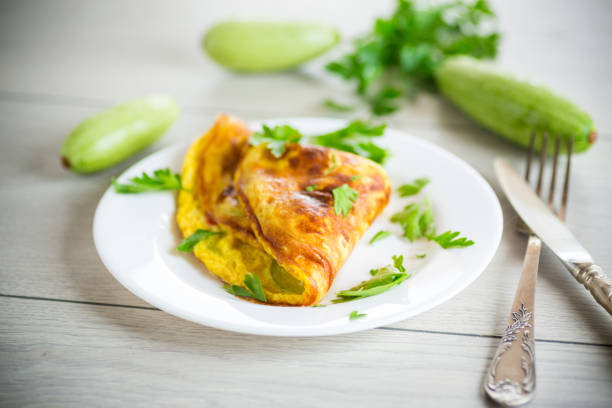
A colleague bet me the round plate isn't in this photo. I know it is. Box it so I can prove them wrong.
[93,117,503,336]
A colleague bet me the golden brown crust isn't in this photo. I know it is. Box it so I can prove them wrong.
[235,144,391,305]
[196,114,259,246]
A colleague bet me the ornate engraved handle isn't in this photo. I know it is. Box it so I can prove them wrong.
[485,235,540,406]
[569,263,612,316]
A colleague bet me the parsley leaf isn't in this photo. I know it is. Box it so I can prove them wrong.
[392,254,406,272]
[398,177,430,196]
[250,124,302,158]
[312,120,389,164]
[369,230,391,244]
[224,284,253,298]
[391,198,473,249]
[350,175,362,181]
[431,231,474,249]
[224,273,267,302]
[418,199,436,238]
[333,254,410,303]
[325,0,499,115]
[244,273,267,302]
[177,229,223,252]
[305,185,318,192]
[349,310,367,320]
[113,168,183,193]
[323,98,357,112]
[332,184,358,217]
[390,199,435,242]
[416,253,427,259]
[369,87,402,116]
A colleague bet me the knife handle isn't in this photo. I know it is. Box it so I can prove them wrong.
[570,263,612,317]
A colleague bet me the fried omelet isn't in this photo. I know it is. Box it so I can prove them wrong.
[176,115,390,305]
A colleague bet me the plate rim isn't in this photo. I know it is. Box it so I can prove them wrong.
[93,117,503,337]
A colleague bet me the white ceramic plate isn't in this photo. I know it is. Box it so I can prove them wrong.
[93,117,502,336]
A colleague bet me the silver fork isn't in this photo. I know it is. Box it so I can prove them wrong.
[484,133,572,407]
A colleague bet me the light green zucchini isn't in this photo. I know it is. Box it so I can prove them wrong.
[203,21,339,72]
[435,56,596,153]
[61,95,179,173]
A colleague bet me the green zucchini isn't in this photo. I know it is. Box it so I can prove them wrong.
[203,21,339,72]
[61,95,179,173]
[435,56,596,153]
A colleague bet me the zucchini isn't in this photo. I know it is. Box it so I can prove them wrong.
[435,56,596,153]
[61,95,179,173]
[203,21,339,72]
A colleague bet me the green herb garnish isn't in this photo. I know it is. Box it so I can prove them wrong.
[350,175,362,181]
[391,198,473,249]
[431,231,474,249]
[333,254,410,303]
[312,120,389,164]
[325,0,499,115]
[113,168,183,193]
[224,273,267,302]
[323,98,357,112]
[305,185,318,192]
[177,229,223,252]
[250,124,302,158]
[390,199,435,242]
[349,310,367,320]
[332,184,359,217]
[369,230,391,244]
[369,87,402,116]
[312,304,327,308]
[398,177,430,196]
[416,253,427,259]
[392,254,406,272]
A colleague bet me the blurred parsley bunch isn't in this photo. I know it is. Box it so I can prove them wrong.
[326,0,499,115]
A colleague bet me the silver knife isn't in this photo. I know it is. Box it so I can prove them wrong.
[495,158,612,316]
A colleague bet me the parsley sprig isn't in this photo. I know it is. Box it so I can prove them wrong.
[224,273,267,302]
[369,230,391,244]
[326,0,499,115]
[113,168,183,193]
[323,99,357,112]
[177,229,223,252]
[391,198,473,249]
[432,230,474,249]
[250,124,302,158]
[398,177,430,196]
[390,199,435,242]
[312,120,388,164]
[349,310,367,320]
[333,254,410,303]
[332,184,359,217]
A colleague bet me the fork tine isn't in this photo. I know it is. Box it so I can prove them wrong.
[547,135,562,209]
[559,136,574,221]
[525,132,536,181]
[535,133,549,196]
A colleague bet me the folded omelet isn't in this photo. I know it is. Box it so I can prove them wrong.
[177,115,390,305]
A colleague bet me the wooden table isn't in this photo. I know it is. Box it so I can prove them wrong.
[1,1,610,406]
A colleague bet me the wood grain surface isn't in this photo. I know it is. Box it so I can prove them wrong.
[0,0,611,407]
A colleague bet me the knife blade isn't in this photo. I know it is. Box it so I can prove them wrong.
[495,158,612,316]
[494,158,592,264]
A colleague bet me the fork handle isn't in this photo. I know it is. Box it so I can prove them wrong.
[568,263,612,316]
[484,235,540,406]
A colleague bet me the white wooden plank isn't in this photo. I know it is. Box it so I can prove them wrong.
[0,0,610,133]
[1,101,610,344]
[1,297,611,408]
